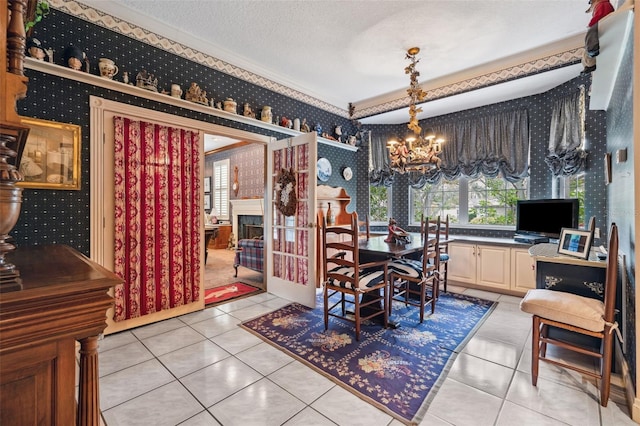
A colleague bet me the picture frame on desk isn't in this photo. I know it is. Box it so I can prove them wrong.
[558,227,593,259]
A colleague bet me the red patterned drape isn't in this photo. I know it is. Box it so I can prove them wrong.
[113,117,201,321]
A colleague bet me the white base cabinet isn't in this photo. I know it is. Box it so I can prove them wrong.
[448,242,535,295]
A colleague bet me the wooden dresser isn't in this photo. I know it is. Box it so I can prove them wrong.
[1,245,121,425]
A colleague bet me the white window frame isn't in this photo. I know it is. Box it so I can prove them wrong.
[409,175,527,229]
[213,159,230,220]
[369,185,392,226]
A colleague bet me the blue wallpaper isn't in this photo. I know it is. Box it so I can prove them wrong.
[605,28,635,384]
[355,76,608,244]
[13,9,356,255]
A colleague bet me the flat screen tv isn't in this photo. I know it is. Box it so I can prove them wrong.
[516,198,579,239]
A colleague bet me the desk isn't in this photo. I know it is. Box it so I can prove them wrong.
[204,226,219,264]
[529,243,613,349]
[529,243,606,299]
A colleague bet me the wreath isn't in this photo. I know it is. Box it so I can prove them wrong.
[275,168,297,216]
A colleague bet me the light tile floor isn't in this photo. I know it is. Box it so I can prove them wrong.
[98,286,637,426]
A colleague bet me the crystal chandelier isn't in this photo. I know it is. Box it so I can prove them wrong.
[387,47,444,173]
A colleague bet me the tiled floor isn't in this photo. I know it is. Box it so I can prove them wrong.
[98,286,636,426]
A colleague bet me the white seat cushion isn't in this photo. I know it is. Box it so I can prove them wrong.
[519,289,605,332]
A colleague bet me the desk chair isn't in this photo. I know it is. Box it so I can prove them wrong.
[519,222,618,407]
[422,214,450,293]
[321,212,388,341]
[388,217,440,322]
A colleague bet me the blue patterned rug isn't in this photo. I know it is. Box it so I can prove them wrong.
[240,292,497,425]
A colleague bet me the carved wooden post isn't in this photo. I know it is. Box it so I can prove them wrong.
[77,336,101,426]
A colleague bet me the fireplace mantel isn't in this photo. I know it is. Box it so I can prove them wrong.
[230,199,265,244]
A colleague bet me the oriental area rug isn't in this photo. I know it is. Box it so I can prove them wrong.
[240,292,496,425]
[204,282,263,306]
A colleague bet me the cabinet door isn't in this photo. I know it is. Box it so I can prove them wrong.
[511,248,536,293]
[476,245,510,290]
[448,243,477,284]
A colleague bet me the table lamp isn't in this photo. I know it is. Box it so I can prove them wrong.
[208,207,218,224]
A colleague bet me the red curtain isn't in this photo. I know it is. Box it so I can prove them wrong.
[113,116,201,321]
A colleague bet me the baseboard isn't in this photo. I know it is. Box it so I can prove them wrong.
[615,339,639,422]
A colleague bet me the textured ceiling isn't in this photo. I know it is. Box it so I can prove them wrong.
[80,0,593,124]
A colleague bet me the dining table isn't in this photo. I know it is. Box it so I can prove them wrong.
[357,232,455,327]
[358,232,427,260]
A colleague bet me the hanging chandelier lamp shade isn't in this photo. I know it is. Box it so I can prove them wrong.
[388,47,444,174]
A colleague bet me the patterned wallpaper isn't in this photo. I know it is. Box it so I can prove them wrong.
[13,8,356,255]
[605,33,635,383]
[356,75,608,243]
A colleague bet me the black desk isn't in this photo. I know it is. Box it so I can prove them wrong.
[529,243,613,349]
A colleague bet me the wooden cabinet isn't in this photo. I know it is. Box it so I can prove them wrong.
[209,224,232,249]
[448,241,534,295]
[1,245,121,426]
[510,247,537,293]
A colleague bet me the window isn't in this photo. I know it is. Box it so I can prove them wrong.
[410,176,528,227]
[411,180,460,224]
[213,159,229,220]
[369,185,391,224]
[559,173,586,226]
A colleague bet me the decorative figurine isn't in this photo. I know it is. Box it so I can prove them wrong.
[26,37,46,60]
[122,71,130,84]
[170,84,183,98]
[136,70,159,92]
[385,218,410,243]
[223,98,237,113]
[315,123,322,136]
[63,45,89,72]
[185,82,208,104]
[243,103,255,118]
[334,125,343,143]
[300,118,310,133]
[293,118,300,131]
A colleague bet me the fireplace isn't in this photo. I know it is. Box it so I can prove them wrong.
[239,215,263,240]
[230,198,264,245]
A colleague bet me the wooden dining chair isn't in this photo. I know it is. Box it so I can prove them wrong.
[388,216,440,322]
[421,214,450,293]
[321,212,388,341]
[519,222,619,407]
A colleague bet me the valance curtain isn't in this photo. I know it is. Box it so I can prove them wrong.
[545,86,587,176]
[113,116,201,321]
[409,109,530,188]
[369,132,395,187]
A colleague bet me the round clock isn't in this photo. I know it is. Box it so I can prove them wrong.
[342,167,353,181]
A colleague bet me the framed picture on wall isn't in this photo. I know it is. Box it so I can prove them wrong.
[203,193,211,211]
[204,176,211,193]
[558,227,593,259]
[17,117,82,190]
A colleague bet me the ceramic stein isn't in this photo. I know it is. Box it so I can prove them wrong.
[98,58,118,79]
[261,106,272,123]
[223,98,237,114]
[170,84,183,98]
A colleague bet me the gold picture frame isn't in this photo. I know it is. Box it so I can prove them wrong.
[18,117,81,190]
